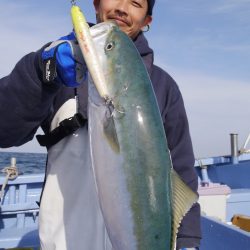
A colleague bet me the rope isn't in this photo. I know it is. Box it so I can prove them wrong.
[197,158,204,168]
[240,149,250,154]
[239,132,250,154]
[0,166,18,204]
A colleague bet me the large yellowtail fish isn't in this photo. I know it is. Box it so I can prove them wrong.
[71,5,198,250]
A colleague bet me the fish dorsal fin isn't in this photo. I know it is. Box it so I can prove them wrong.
[171,169,198,250]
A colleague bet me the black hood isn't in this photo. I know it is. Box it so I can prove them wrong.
[133,32,154,75]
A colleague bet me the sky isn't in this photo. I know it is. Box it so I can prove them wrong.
[0,0,250,158]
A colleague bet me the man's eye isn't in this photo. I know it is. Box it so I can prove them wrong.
[132,1,142,8]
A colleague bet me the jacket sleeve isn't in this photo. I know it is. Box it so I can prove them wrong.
[0,47,60,148]
[153,67,201,248]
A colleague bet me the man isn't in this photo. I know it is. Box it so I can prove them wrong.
[0,0,201,249]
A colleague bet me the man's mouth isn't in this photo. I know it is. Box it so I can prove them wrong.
[108,16,131,27]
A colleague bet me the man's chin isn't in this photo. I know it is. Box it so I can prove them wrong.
[119,28,131,36]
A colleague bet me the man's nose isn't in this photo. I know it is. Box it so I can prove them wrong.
[114,0,129,16]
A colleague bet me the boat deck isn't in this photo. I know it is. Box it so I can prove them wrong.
[1,154,250,249]
[196,154,250,249]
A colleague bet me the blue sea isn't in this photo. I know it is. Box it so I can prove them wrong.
[0,151,46,175]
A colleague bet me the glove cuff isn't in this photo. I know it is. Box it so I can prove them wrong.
[42,41,66,84]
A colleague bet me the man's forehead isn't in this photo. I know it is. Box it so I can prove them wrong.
[96,0,148,3]
[95,0,154,14]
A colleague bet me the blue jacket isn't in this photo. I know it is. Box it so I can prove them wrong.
[0,32,201,248]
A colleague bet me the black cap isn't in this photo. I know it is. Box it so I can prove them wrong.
[147,0,155,15]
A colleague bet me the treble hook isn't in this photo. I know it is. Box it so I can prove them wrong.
[105,97,125,119]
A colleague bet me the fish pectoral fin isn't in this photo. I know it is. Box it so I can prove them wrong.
[171,169,198,250]
[103,115,120,153]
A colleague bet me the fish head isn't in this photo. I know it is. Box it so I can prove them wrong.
[90,21,141,99]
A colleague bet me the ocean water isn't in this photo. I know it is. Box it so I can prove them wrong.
[0,151,46,175]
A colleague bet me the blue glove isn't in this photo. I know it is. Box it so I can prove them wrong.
[41,32,86,87]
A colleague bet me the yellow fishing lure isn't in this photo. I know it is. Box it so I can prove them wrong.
[71,4,108,98]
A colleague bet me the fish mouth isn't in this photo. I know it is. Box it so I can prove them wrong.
[90,21,117,39]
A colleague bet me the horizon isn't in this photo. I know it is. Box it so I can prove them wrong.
[0,0,250,158]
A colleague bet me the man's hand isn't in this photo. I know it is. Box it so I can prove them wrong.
[41,32,86,87]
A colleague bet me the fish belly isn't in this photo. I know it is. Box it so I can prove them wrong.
[88,78,172,250]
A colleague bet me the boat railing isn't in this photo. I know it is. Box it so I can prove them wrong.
[0,173,44,249]
[195,152,250,168]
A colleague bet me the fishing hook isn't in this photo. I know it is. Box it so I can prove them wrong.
[105,97,125,119]
[71,0,77,6]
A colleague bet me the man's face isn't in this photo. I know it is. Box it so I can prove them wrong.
[94,0,152,39]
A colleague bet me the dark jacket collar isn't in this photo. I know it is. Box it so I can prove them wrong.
[133,32,154,76]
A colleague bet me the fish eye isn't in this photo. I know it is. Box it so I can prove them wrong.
[106,41,115,51]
